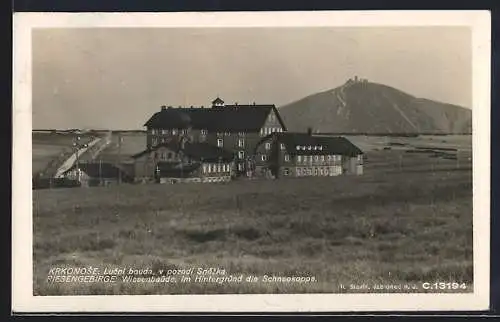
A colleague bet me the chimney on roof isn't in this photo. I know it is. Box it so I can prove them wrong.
[307,127,313,136]
[161,105,167,111]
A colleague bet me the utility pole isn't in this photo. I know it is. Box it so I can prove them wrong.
[117,133,122,185]
[99,158,102,186]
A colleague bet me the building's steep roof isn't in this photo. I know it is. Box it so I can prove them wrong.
[265,132,363,157]
[144,105,286,132]
[131,140,234,163]
[183,142,234,162]
[211,97,224,105]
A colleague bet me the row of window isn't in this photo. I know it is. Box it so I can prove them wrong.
[296,145,324,151]
[217,138,245,148]
[216,131,246,137]
[151,129,189,135]
[202,163,232,174]
[151,129,251,137]
[297,155,342,163]
[296,166,342,176]
[263,142,287,150]
[260,127,283,136]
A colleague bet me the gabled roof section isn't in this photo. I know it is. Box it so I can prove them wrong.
[211,97,225,105]
[143,105,279,132]
[270,132,363,157]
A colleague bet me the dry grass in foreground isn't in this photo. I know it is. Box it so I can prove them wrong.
[33,150,473,295]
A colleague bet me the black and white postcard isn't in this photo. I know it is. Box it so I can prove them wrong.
[12,10,491,312]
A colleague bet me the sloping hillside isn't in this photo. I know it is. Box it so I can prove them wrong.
[278,80,472,134]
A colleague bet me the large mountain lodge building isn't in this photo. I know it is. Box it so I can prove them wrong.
[136,97,364,182]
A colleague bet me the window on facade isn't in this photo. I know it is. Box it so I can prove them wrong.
[238,151,245,159]
[280,143,285,150]
[358,154,362,161]
[171,129,177,135]
[307,168,312,176]
[217,132,223,137]
[238,132,245,136]
[321,155,325,162]
[261,155,267,161]
[324,167,329,176]
[203,164,207,174]
[217,164,221,172]
[314,168,318,176]
[327,155,332,161]
[152,138,158,146]
[319,168,323,175]
[238,139,245,148]
[284,154,290,162]
[201,129,207,135]
[225,132,230,136]
[238,164,244,171]
[283,168,289,176]
[265,142,271,150]
[297,155,302,162]
[217,139,223,147]
[315,155,319,161]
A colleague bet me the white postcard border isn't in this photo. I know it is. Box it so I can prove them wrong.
[12,10,491,313]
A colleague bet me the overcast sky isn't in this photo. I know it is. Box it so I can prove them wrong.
[32,27,471,130]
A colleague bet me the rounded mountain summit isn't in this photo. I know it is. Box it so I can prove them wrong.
[278,79,472,135]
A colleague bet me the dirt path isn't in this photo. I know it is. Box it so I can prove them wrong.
[53,137,102,178]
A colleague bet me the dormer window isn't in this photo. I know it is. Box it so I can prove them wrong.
[265,142,271,150]
[201,129,207,135]
[280,143,285,150]
[296,145,300,151]
[172,129,177,135]
[238,132,245,136]
[308,146,312,150]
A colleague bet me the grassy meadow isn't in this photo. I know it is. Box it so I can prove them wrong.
[32,135,473,295]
